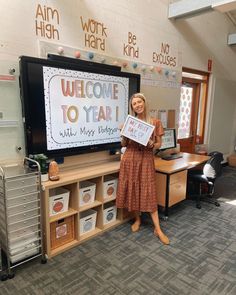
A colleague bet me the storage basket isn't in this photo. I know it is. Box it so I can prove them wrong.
[50,216,75,249]
[80,209,97,235]
[79,181,96,206]
[103,204,117,225]
[103,176,118,199]
[49,187,70,216]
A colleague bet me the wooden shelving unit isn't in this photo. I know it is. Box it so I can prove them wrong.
[42,161,132,258]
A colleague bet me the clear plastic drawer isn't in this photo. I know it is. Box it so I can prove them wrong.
[8,231,40,250]
[5,175,37,190]
[8,223,40,240]
[10,243,40,264]
[7,208,40,224]
[5,184,38,198]
[7,200,39,216]
[6,192,39,207]
[8,215,41,232]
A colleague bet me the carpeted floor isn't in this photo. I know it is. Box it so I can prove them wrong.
[1,166,236,295]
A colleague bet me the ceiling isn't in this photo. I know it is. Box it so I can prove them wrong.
[168,0,236,45]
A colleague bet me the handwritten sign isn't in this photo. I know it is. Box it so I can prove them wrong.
[121,115,155,146]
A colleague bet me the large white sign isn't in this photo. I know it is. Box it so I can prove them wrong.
[121,115,155,146]
[43,66,129,150]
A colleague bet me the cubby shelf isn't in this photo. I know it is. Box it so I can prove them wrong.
[103,219,121,230]
[103,195,117,204]
[42,161,133,259]
[50,239,79,257]
[49,208,78,223]
[79,227,102,243]
[79,200,102,212]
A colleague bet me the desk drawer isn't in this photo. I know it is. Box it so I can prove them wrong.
[170,171,187,185]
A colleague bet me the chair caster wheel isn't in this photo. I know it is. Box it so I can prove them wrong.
[196,204,201,209]
[215,202,220,207]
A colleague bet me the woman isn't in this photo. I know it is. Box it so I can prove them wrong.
[116,93,169,245]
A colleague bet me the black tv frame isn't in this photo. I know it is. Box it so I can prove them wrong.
[19,55,140,159]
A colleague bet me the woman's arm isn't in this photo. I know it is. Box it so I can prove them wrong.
[154,135,162,150]
[147,136,162,149]
[147,118,163,150]
[121,136,129,147]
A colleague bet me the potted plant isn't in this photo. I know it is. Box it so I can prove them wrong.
[34,154,49,181]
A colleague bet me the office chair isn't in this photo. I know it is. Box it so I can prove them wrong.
[187,151,224,209]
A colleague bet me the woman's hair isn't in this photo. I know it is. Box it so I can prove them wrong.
[129,93,151,123]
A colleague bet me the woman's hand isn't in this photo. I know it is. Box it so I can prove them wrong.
[119,124,124,131]
[147,139,155,149]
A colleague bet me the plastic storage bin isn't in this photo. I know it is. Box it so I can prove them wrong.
[50,216,75,249]
[103,204,117,225]
[80,209,97,235]
[49,187,70,216]
[79,181,96,206]
[10,241,40,263]
[103,176,118,199]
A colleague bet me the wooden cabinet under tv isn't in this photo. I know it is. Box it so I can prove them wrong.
[42,161,133,259]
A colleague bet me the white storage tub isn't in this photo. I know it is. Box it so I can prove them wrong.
[103,204,117,225]
[80,209,97,235]
[103,176,118,199]
[79,181,96,206]
[49,187,70,216]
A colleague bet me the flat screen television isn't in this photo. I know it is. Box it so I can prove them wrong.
[159,128,177,151]
[19,55,140,158]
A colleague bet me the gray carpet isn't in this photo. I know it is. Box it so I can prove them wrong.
[1,166,236,295]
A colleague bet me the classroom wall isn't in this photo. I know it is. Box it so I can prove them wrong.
[208,78,236,154]
[169,8,236,155]
[0,0,236,163]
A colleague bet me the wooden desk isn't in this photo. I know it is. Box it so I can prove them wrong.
[154,152,209,219]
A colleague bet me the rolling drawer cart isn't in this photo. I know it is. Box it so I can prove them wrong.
[0,157,46,280]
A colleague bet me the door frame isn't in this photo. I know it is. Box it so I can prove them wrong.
[178,67,209,153]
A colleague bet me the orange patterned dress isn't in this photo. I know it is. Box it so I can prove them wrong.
[116,119,164,212]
